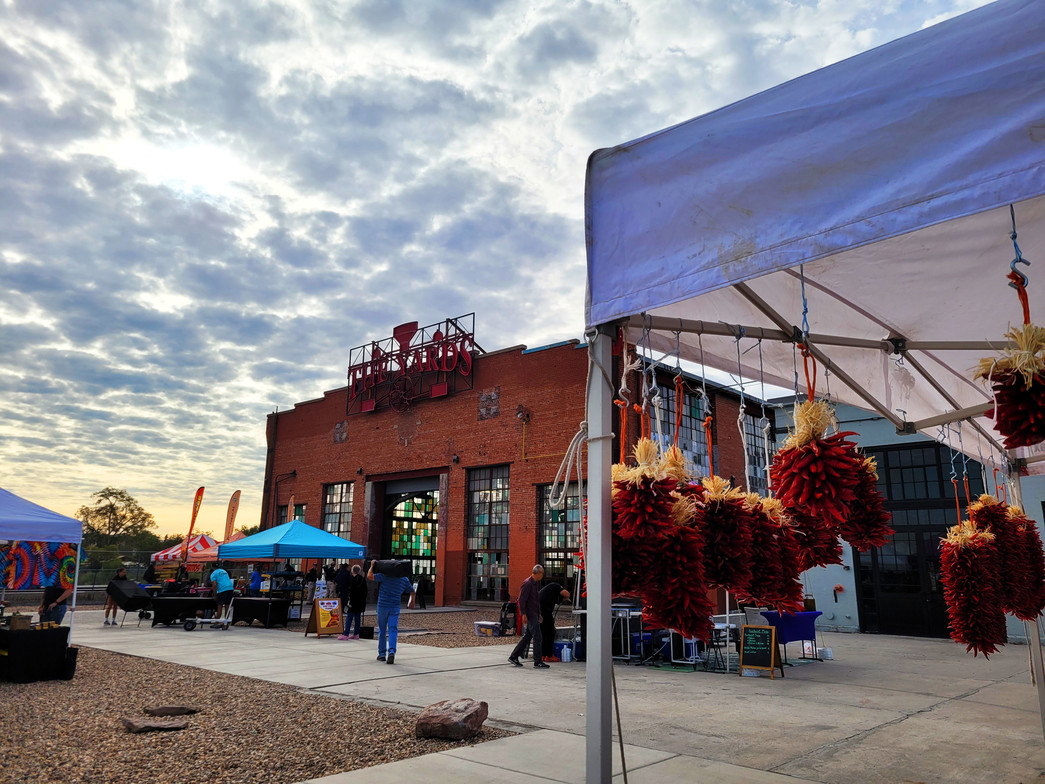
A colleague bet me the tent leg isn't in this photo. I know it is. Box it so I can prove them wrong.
[69,542,82,636]
[1025,618,1045,744]
[586,327,614,784]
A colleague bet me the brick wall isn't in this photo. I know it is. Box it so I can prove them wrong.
[263,341,771,606]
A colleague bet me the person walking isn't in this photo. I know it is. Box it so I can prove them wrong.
[508,564,548,669]
[538,581,571,661]
[367,561,414,664]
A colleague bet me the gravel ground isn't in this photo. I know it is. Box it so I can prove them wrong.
[0,607,535,784]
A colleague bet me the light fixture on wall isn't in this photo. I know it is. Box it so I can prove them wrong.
[452,454,460,464]
[515,405,531,423]
[356,467,364,475]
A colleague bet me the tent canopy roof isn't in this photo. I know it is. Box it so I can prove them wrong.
[584,0,1045,469]
[217,520,366,560]
[187,530,248,563]
[0,488,83,544]
[152,534,218,562]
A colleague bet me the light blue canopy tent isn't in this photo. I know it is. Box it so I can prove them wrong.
[217,519,365,560]
[582,0,1045,778]
[0,487,84,632]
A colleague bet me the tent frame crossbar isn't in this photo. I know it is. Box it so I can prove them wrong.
[629,291,1009,454]
[629,315,1015,354]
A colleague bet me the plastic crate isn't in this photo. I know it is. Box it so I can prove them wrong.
[474,621,501,637]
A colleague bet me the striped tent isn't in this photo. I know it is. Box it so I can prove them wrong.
[151,534,218,562]
[186,530,250,563]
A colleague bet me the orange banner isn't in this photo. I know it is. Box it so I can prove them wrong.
[224,490,241,542]
[287,494,296,521]
[182,487,205,562]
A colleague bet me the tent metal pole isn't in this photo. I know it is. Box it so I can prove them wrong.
[628,315,1016,354]
[899,402,992,430]
[733,283,906,429]
[586,326,614,784]
[69,541,82,635]
[628,315,890,351]
[1011,471,1045,743]
[893,355,1005,453]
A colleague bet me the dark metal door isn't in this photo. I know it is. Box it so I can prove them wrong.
[856,527,948,637]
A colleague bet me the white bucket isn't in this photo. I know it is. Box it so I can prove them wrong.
[820,647,833,660]
[561,645,572,663]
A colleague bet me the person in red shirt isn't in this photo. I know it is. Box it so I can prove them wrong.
[508,564,548,669]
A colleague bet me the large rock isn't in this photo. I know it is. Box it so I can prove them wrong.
[121,717,189,733]
[415,698,489,740]
[144,705,199,717]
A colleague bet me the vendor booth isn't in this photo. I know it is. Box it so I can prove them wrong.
[582,1,1045,779]
[0,488,83,682]
[186,530,247,562]
[217,520,366,627]
[151,533,218,562]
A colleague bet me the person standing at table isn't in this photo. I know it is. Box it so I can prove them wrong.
[367,561,414,664]
[142,562,157,585]
[248,565,263,597]
[38,583,74,625]
[103,566,129,626]
[208,561,234,621]
[538,581,571,661]
[508,565,548,669]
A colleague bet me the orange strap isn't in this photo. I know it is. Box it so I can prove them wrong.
[614,400,628,463]
[963,476,971,506]
[673,376,684,448]
[703,415,714,475]
[1008,270,1031,325]
[952,479,962,525]
[633,403,650,439]
[798,342,817,401]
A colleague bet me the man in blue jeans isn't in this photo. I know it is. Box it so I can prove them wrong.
[367,561,415,665]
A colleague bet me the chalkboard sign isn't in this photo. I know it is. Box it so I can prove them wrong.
[739,625,784,678]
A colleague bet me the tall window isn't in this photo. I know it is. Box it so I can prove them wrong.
[655,385,709,476]
[277,504,306,525]
[467,465,510,601]
[744,412,774,494]
[538,482,581,588]
[323,482,354,537]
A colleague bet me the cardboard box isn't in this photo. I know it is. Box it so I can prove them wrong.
[474,621,501,637]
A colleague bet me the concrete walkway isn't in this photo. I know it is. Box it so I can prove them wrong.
[71,609,1045,783]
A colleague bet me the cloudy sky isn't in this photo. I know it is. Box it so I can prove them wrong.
[1,0,989,539]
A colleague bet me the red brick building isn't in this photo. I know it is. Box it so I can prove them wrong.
[260,320,772,607]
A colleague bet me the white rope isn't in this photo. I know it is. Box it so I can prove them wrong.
[734,336,751,490]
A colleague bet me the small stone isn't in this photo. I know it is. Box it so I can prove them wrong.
[415,698,489,740]
[143,705,200,716]
[121,717,189,733]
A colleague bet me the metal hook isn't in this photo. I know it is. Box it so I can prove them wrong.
[1009,204,1031,289]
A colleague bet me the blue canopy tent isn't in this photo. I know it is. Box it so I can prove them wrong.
[582,0,1045,778]
[217,520,365,560]
[0,488,84,632]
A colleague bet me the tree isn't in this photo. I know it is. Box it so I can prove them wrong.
[238,524,261,536]
[77,488,157,548]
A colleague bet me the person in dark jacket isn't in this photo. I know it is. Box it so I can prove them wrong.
[338,565,369,640]
[508,564,548,669]
[103,566,129,626]
[538,581,571,660]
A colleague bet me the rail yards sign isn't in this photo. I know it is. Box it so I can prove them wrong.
[346,314,478,414]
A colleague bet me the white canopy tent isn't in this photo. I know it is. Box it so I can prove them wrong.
[583,0,1045,779]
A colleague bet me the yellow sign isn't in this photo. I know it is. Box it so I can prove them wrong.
[304,598,343,637]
